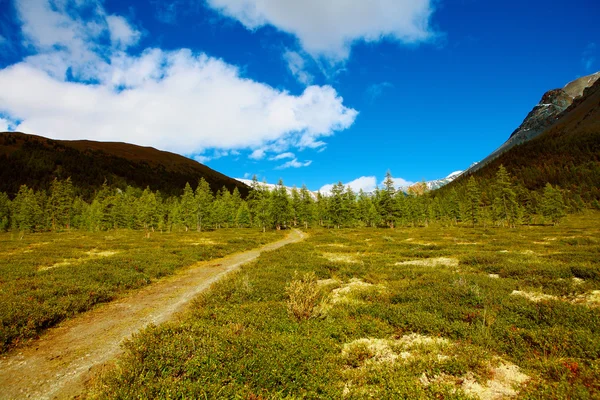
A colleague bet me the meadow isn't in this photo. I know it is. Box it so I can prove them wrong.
[90,213,600,399]
[0,229,283,352]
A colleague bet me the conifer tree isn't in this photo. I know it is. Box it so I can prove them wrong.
[541,183,566,225]
[315,192,328,227]
[379,171,398,228]
[465,176,481,227]
[195,178,213,231]
[290,187,301,227]
[270,180,292,230]
[255,183,272,232]
[49,178,74,231]
[236,201,251,227]
[179,182,196,231]
[12,185,43,233]
[493,165,517,227]
[298,185,314,228]
[328,182,345,228]
[0,192,11,231]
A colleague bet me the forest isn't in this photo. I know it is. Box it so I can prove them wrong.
[0,165,580,235]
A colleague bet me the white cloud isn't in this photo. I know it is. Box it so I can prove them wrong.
[380,176,415,190]
[0,117,11,132]
[269,152,295,160]
[0,0,358,157]
[106,15,142,49]
[206,0,436,60]
[194,155,212,163]
[275,158,312,169]
[320,175,414,194]
[283,50,313,85]
[249,148,266,160]
[320,176,377,194]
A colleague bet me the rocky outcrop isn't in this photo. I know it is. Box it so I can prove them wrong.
[468,71,600,173]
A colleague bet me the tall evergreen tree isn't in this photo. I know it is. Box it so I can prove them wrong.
[493,165,518,227]
[12,185,43,233]
[270,180,292,230]
[179,182,196,231]
[541,183,566,225]
[465,176,481,227]
[298,185,314,228]
[0,192,11,231]
[195,178,213,231]
[49,178,74,231]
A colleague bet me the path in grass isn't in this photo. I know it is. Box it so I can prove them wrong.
[0,229,307,400]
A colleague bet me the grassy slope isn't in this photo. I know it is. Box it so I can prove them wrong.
[91,214,600,399]
[0,229,283,352]
[0,132,249,198]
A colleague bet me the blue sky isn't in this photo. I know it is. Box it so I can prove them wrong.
[0,0,598,192]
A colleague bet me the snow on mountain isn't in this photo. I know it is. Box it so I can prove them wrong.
[235,178,318,199]
[423,170,463,190]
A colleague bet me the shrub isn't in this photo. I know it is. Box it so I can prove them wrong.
[285,271,320,321]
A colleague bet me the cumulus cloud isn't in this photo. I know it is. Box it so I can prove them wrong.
[381,177,415,190]
[0,117,11,132]
[320,176,377,194]
[283,50,313,85]
[0,0,358,157]
[320,175,415,194]
[106,15,142,49]
[275,158,312,169]
[206,0,436,60]
[269,152,295,160]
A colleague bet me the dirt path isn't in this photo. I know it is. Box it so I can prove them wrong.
[0,229,306,399]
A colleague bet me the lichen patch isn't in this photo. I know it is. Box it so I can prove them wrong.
[511,290,558,303]
[322,252,361,264]
[396,257,459,267]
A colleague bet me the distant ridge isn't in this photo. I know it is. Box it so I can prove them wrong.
[447,71,600,200]
[467,71,600,174]
[0,132,249,199]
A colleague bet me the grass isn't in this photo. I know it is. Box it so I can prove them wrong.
[87,212,600,399]
[0,229,283,352]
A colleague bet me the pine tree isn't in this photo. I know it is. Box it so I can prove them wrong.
[179,182,196,231]
[465,176,481,227]
[49,178,75,231]
[236,201,251,227]
[290,187,301,227]
[255,184,272,232]
[12,185,43,233]
[0,192,10,231]
[270,180,292,230]
[328,182,345,229]
[541,183,566,225]
[298,185,314,228]
[379,171,398,228]
[195,178,213,231]
[493,165,518,227]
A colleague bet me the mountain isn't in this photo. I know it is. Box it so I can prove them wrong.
[450,71,600,201]
[0,132,249,199]
[235,178,318,199]
[468,71,600,173]
[425,171,463,190]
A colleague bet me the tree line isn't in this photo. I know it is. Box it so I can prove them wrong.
[0,165,577,234]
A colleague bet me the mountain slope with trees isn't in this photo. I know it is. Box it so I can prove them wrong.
[0,132,249,199]
[443,74,600,205]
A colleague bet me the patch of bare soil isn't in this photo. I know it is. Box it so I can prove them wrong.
[0,230,306,400]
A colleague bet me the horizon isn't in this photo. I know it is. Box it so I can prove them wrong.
[0,0,598,192]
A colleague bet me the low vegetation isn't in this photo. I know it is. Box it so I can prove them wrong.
[0,229,283,352]
[90,212,600,399]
